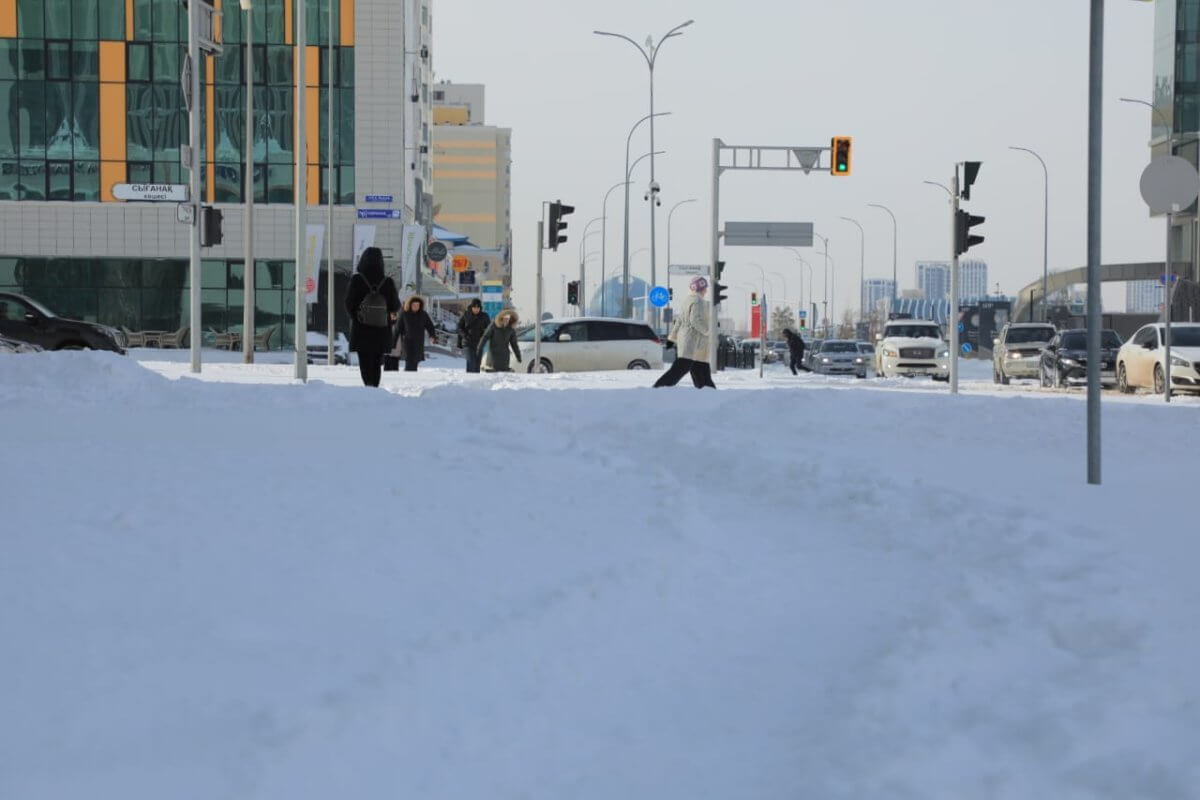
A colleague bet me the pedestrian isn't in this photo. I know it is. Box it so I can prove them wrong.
[654,276,716,389]
[398,295,438,371]
[783,328,808,375]
[456,298,491,373]
[343,246,400,387]
[478,308,522,372]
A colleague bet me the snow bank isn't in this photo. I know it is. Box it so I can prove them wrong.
[1,352,1196,800]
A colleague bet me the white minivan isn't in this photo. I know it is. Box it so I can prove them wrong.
[513,317,664,373]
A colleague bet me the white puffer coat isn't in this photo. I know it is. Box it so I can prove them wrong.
[674,290,711,362]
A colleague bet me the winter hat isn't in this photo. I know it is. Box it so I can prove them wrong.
[469,298,482,309]
[690,276,709,292]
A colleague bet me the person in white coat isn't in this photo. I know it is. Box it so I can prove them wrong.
[654,275,717,388]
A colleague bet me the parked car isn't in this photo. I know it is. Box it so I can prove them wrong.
[0,292,125,353]
[1039,328,1122,388]
[0,335,44,353]
[874,320,949,380]
[514,317,664,373]
[1115,322,1200,394]
[812,339,868,378]
[305,331,352,365]
[992,322,1056,384]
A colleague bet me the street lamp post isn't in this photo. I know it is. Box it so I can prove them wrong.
[1009,146,1049,322]
[578,219,603,315]
[840,216,865,322]
[241,0,254,364]
[667,198,697,315]
[601,180,630,317]
[785,247,814,329]
[595,20,694,325]
[813,233,830,335]
[747,262,768,378]
[866,204,897,302]
[620,113,671,318]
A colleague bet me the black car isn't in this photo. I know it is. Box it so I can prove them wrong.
[1039,328,1122,388]
[0,292,125,353]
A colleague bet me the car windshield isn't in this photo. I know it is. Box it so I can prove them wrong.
[1006,327,1055,344]
[1160,326,1200,347]
[821,341,858,353]
[886,325,940,339]
[517,323,557,342]
[857,343,874,353]
[1059,331,1121,349]
[7,294,55,317]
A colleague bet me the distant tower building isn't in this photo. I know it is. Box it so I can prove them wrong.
[863,278,897,315]
[1126,279,1164,313]
[958,260,988,304]
[916,261,950,303]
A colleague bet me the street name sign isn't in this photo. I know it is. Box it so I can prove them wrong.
[668,263,707,276]
[357,208,402,220]
[113,183,189,202]
[723,221,813,247]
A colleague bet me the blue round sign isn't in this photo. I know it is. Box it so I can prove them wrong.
[957,321,965,333]
[649,286,670,308]
[961,343,973,354]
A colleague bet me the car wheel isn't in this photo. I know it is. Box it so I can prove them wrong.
[527,358,553,374]
[1117,362,1133,394]
[993,366,1000,384]
[627,359,650,370]
[55,342,88,351]
[999,368,1010,386]
[1053,366,1063,389]
[1154,364,1166,395]
[856,371,866,379]
[1040,364,1050,388]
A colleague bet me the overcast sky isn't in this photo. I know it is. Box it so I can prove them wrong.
[433,0,1162,324]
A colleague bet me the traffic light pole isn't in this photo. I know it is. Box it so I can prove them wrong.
[187,1,202,374]
[950,168,960,394]
[535,219,543,371]
[708,138,720,369]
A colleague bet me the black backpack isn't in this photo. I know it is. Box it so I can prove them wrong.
[356,276,390,327]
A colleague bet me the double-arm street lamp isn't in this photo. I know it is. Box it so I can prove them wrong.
[596,21,694,323]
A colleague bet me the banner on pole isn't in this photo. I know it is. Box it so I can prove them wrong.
[352,224,376,275]
[400,224,425,289]
[304,223,325,304]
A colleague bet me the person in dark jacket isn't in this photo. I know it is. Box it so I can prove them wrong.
[478,308,522,372]
[456,299,491,373]
[398,295,438,371]
[783,328,808,375]
[343,246,400,387]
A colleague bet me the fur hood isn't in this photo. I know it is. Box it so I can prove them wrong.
[402,295,427,314]
[495,309,519,327]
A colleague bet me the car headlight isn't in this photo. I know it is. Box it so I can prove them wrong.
[1007,351,1022,359]
[820,356,832,364]
[854,357,864,364]
[882,348,898,358]
[1170,355,1191,368]
[938,349,949,359]
[1060,357,1077,366]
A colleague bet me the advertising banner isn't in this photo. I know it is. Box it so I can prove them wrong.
[304,223,325,304]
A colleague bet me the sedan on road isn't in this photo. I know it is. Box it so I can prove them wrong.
[812,339,868,378]
[1039,328,1122,388]
[1116,322,1200,394]
[0,292,125,353]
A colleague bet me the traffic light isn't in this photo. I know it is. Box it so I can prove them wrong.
[960,161,981,201]
[567,280,579,306]
[668,287,674,300]
[750,291,758,305]
[831,136,852,176]
[547,200,574,251]
[799,316,806,328]
[712,260,728,308]
[955,209,985,255]
[199,205,223,247]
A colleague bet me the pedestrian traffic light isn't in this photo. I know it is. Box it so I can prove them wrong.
[712,260,728,308]
[547,200,574,251]
[960,161,981,201]
[831,136,852,176]
[668,287,674,300]
[199,205,224,247]
[567,280,579,306]
[955,209,985,255]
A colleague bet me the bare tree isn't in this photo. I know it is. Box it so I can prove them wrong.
[770,306,796,338]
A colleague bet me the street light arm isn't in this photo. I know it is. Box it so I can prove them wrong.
[839,215,864,234]
[628,149,666,179]
[922,180,954,198]
[649,19,694,64]
[594,30,653,70]
[867,203,896,223]
[1008,146,1048,177]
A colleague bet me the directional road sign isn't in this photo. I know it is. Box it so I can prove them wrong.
[723,221,813,247]
[357,208,402,220]
[364,194,394,203]
[668,263,707,276]
[649,286,670,308]
[113,183,189,202]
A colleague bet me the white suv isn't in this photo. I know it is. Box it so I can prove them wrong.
[874,319,950,380]
[515,317,664,373]
[992,322,1056,385]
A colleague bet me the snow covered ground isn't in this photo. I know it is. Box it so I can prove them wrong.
[1,350,1197,800]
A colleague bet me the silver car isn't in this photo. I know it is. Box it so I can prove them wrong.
[812,339,868,378]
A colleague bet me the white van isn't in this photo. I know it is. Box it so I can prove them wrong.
[513,317,664,373]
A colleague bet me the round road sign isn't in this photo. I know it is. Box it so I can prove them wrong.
[648,286,670,308]
[427,241,448,262]
[1139,155,1199,215]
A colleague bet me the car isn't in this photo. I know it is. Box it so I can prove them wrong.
[856,341,875,363]
[804,338,825,370]
[1115,322,1200,394]
[514,316,664,373]
[0,292,125,353]
[811,339,868,378]
[305,331,352,365]
[768,340,789,363]
[992,322,1056,384]
[1039,328,1122,388]
[874,320,949,380]
[0,335,45,353]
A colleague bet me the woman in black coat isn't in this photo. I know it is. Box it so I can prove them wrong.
[343,247,400,387]
[398,295,438,371]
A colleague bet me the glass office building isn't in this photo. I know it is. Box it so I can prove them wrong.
[0,0,430,349]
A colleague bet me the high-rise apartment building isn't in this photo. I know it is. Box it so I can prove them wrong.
[863,278,896,315]
[958,259,988,304]
[916,261,950,303]
[0,0,432,348]
[1126,279,1164,313]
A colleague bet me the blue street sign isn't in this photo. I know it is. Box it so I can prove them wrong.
[1159,273,1180,284]
[649,286,670,308]
[357,208,401,220]
[797,309,807,319]
[957,321,965,333]
[364,194,393,203]
[961,343,973,354]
